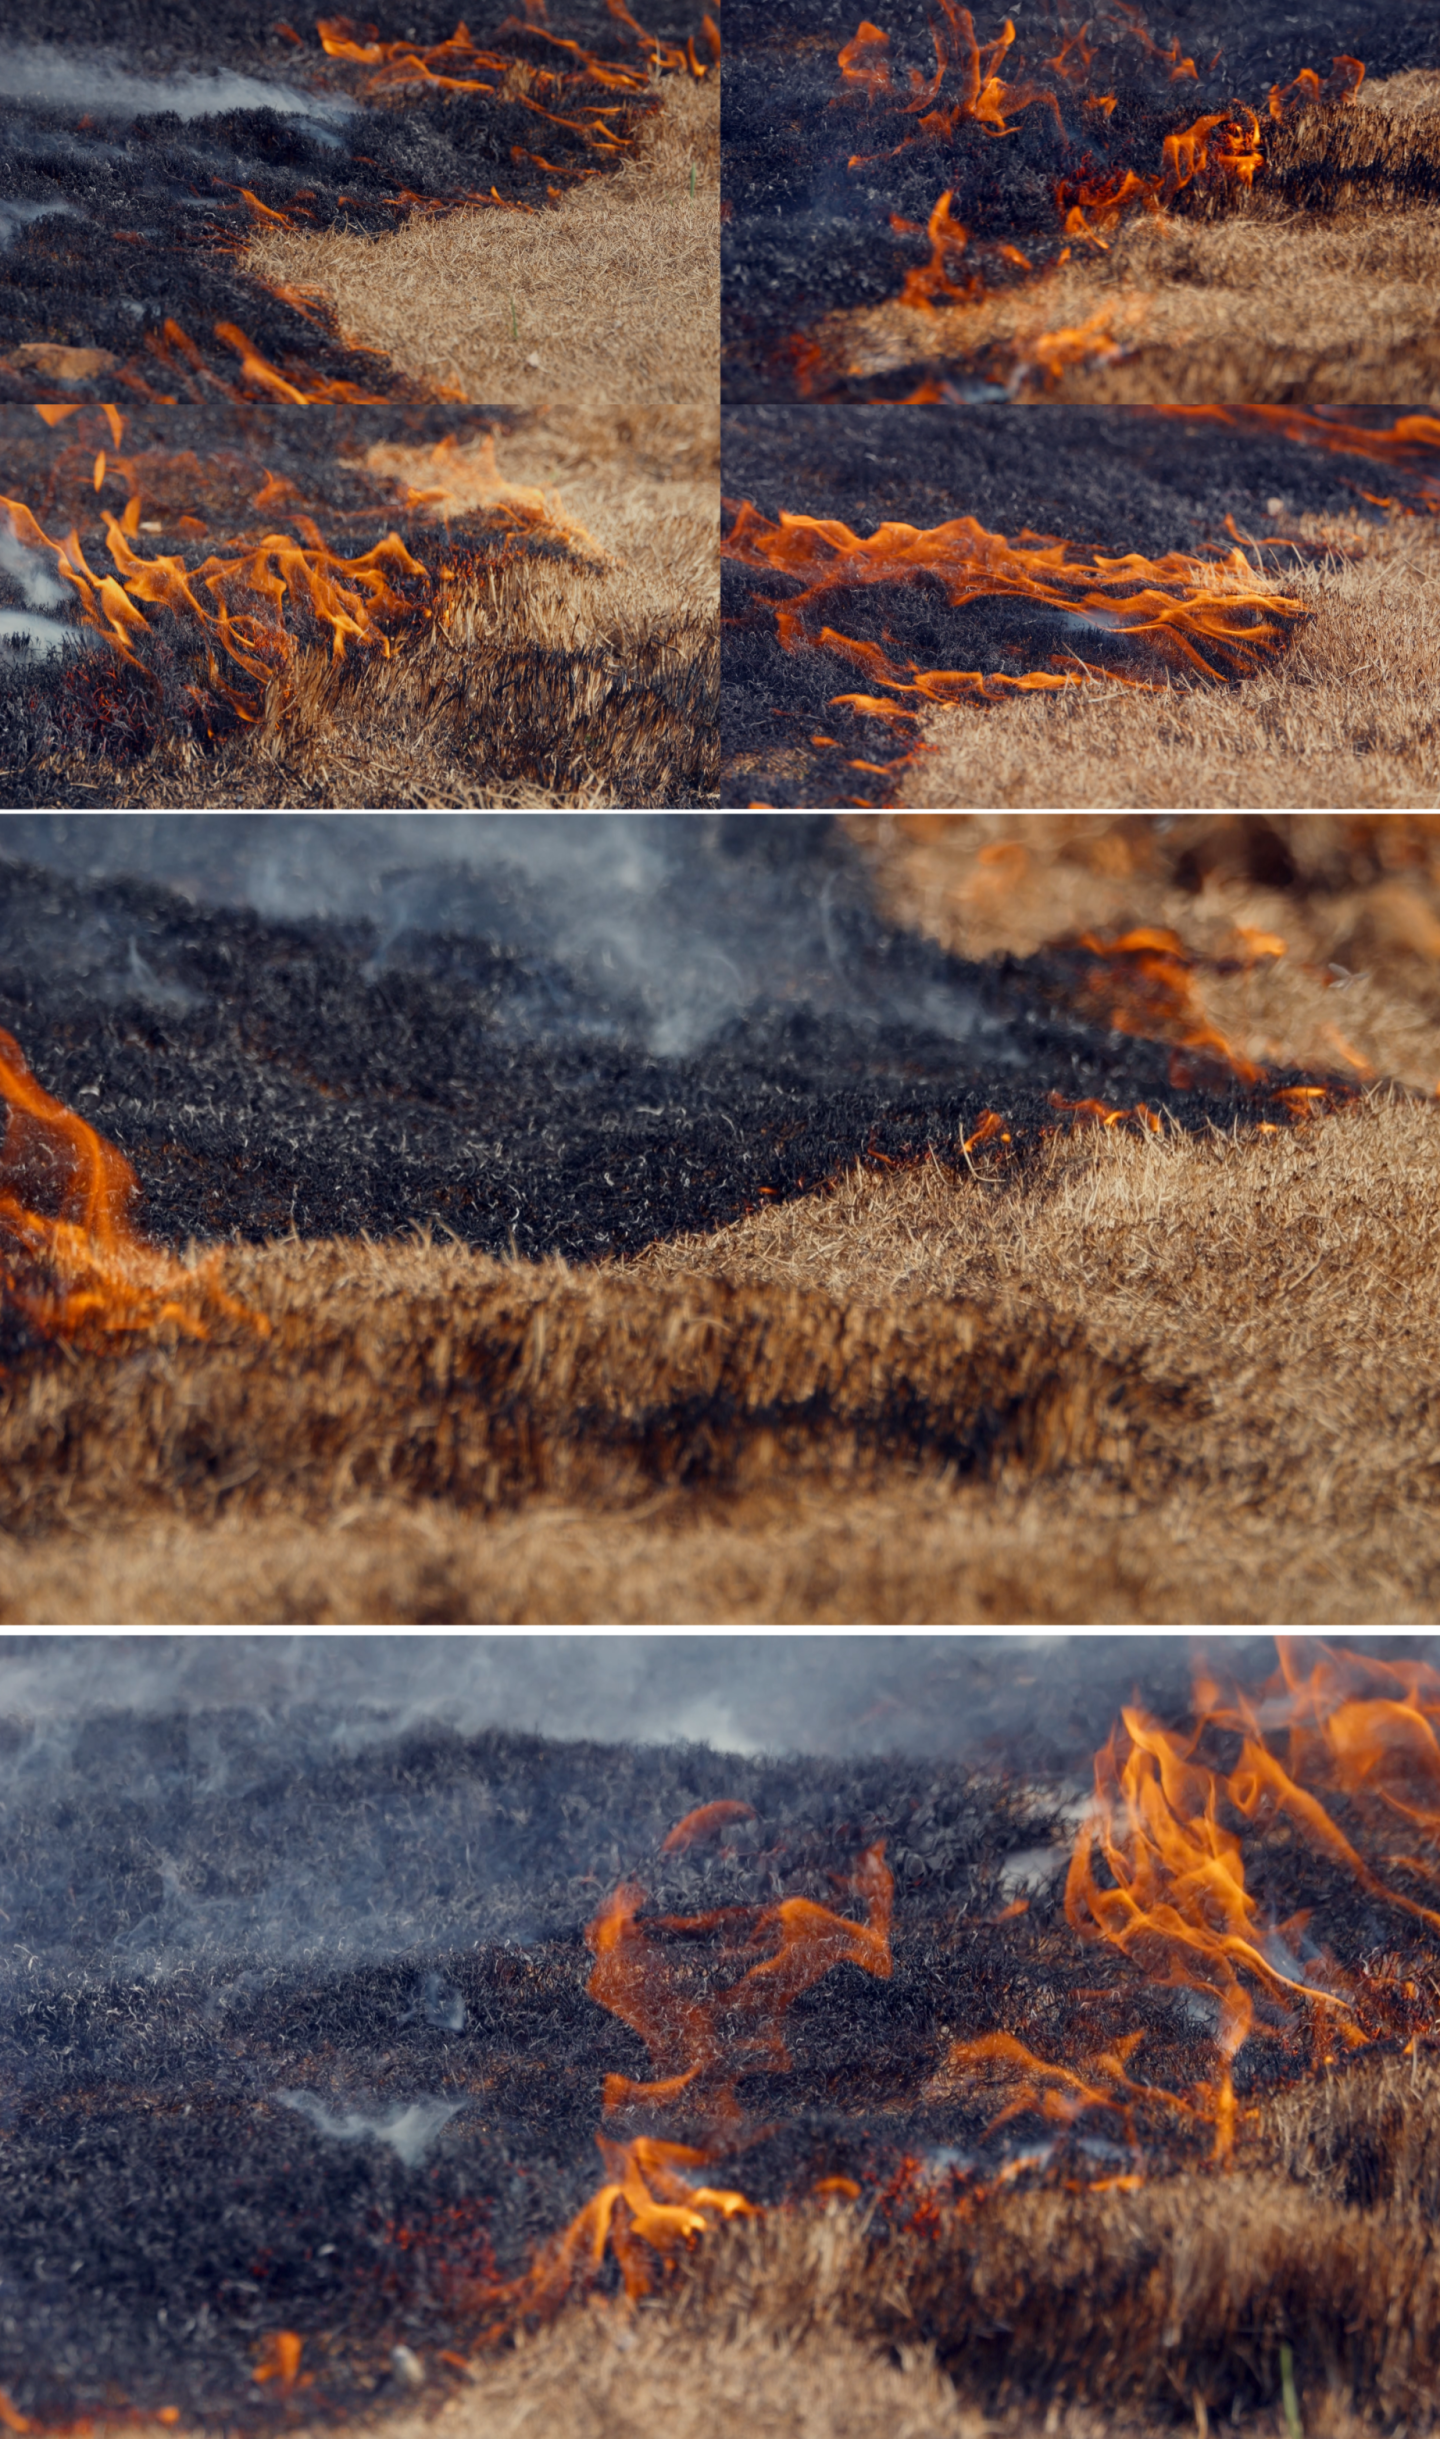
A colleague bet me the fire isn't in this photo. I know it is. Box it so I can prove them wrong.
[1066,927,1266,1088]
[487,2135,755,2324]
[0,1031,264,1354]
[926,1642,1440,2181]
[792,6,1364,384]
[1143,410,1440,515]
[316,0,712,110]
[4,420,592,724]
[464,1806,889,2341]
[1269,56,1364,119]
[721,502,1308,723]
[1048,1094,1163,1132]
[588,1821,893,2122]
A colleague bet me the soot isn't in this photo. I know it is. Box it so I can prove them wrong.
[721,405,1437,806]
[0,1633,1435,2425]
[721,0,1440,398]
[0,813,1342,1263]
[0,3,699,405]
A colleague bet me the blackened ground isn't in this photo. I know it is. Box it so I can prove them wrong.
[0,819,1348,1260]
[720,406,1438,806]
[720,0,1440,395]
[0,6,703,404]
[1,1650,1438,2427]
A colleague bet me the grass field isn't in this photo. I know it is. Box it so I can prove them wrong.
[247,74,718,406]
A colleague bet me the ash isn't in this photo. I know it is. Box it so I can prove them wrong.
[0,815,1328,1258]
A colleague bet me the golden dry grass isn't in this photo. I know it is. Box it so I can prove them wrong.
[800,76,1440,403]
[46,407,719,808]
[246,75,718,405]
[878,515,1440,811]
[5,1086,1440,1624]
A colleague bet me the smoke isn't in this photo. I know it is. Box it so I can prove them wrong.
[0,47,355,124]
[0,814,1013,1060]
[0,198,80,246]
[0,613,90,657]
[0,514,70,610]
[276,2092,464,2166]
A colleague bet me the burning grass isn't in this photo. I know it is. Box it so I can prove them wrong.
[245,70,719,404]
[830,511,1440,812]
[7,406,718,807]
[732,40,1440,404]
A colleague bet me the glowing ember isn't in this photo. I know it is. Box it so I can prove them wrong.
[0,1031,263,1353]
[721,502,1308,724]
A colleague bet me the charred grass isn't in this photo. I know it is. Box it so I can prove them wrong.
[881,515,1440,812]
[799,78,1440,405]
[148,2051,1440,2436]
[245,75,718,407]
[22,408,719,809]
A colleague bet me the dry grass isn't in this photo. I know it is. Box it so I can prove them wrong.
[246,76,718,405]
[46,408,719,808]
[802,76,1440,403]
[15,821,1440,1624]
[6,1085,1440,1623]
[878,515,1440,811]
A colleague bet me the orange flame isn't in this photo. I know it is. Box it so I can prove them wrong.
[1269,55,1364,118]
[722,502,1307,720]
[587,1835,892,2122]
[0,1032,265,1354]
[1069,928,1266,1088]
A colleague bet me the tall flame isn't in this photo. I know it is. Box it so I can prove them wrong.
[0,1032,263,1352]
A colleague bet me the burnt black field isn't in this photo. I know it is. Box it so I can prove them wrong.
[721,0,1440,401]
[0,1,703,405]
[721,404,1440,807]
[1,1632,1438,2428]
[0,814,1353,1265]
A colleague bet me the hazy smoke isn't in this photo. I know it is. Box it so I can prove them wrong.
[0,48,354,123]
[277,2092,464,2166]
[0,814,1011,1059]
[0,513,69,608]
[0,198,81,246]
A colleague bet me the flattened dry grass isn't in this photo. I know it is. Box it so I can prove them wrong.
[6,1086,1440,1624]
[246,75,718,405]
[803,76,1440,403]
[73,407,718,808]
[882,515,1440,811]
